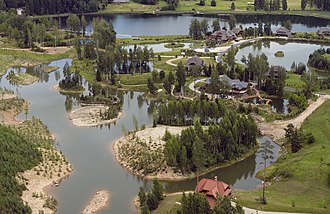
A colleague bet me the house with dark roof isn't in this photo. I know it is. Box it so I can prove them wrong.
[209,30,237,43]
[205,75,249,94]
[232,27,243,36]
[195,178,232,209]
[317,27,330,37]
[185,56,205,70]
[275,27,292,37]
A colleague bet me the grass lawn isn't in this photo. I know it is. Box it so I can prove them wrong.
[153,194,182,214]
[104,0,305,14]
[235,100,330,213]
[0,48,75,76]
[285,72,305,90]
[153,57,177,72]
[323,54,330,61]
[117,35,192,45]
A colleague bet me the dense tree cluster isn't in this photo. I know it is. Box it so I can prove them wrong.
[189,18,209,40]
[301,0,330,11]
[59,62,83,91]
[138,179,164,213]
[133,0,158,5]
[285,123,315,153]
[157,98,227,126]
[0,124,42,213]
[1,0,99,15]
[254,0,287,11]
[181,193,244,214]
[263,66,286,96]
[308,48,330,71]
[241,52,270,86]
[163,113,258,174]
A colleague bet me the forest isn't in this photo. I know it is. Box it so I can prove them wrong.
[163,112,258,174]
[0,124,42,213]
[1,0,100,15]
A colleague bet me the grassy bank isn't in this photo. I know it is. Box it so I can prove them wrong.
[235,100,330,213]
[0,48,74,76]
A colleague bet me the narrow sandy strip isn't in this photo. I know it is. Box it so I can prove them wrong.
[20,149,73,214]
[258,95,330,142]
[83,190,111,214]
[68,105,122,127]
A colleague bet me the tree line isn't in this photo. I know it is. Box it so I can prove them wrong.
[163,113,258,174]
[0,0,100,15]
[138,179,164,213]
[157,98,227,126]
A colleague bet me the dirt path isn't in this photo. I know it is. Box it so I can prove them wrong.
[0,46,71,55]
[258,95,330,142]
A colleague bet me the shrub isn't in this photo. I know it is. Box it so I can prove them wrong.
[211,0,216,6]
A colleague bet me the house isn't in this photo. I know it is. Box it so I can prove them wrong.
[274,27,292,37]
[205,75,249,94]
[195,178,232,209]
[266,66,287,79]
[317,27,330,37]
[232,27,243,36]
[185,56,205,70]
[209,30,237,43]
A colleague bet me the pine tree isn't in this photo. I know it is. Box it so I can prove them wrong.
[282,0,288,10]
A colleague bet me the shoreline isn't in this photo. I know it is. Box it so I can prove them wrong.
[34,10,330,21]
[112,125,258,181]
[82,190,111,214]
[68,105,123,127]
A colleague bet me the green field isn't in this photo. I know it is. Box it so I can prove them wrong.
[285,72,305,89]
[0,49,74,76]
[104,0,307,14]
[235,100,330,213]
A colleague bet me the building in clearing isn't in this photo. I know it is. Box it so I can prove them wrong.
[205,75,249,94]
[317,27,330,37]
[185,56,205,70]
[209,30,237,43]
[195,178,232,209]
[274,27,292,37]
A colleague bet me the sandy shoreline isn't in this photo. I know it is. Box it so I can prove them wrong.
[20,148,73,214]
[68,105,122,127]
[82,190,111,214]
[112,125,189,181]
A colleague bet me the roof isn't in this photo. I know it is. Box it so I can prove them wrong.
[195,178,232,209]
[232,27,243,35]
[210,30,237,41]
[205,75,248,90]
[317,27,330,36]
[186,56,204,67]
[275,27,292,37]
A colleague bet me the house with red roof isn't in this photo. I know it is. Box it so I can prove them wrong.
[195,178,232,209]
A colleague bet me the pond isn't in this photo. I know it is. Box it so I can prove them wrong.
[57,14,330,37]
[235,41,330,70]
[1,59,280,214]
[244,97,289,114]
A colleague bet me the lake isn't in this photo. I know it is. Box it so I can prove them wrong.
[57,14,330,37]
[1,58,280,214]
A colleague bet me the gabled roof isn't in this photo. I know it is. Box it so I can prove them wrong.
[195,178,232,208]
[210,30,237,41]
[220,75,248,90]
[317,27,330,36]
[275,27,292,37]
[186,56,204,67]
[232,27,243,35]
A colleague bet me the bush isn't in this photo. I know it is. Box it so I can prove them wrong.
[211,0,216,6]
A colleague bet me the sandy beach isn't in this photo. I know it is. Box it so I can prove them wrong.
[68,105,122,127]
[82,190,111,214]
[19,148,73,214]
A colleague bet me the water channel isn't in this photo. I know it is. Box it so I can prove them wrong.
[1,58,280,214]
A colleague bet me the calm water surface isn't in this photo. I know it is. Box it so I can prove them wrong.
[57,14,330,37]
[235,41,330,70]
